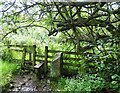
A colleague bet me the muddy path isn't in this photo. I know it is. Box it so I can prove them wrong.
[8,74,52,92]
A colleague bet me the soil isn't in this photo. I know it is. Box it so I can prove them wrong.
[8,74,52,92]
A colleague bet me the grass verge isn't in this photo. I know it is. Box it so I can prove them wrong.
[0,59,20,89]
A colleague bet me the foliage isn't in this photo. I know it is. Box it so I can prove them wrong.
[1,47,13,61]
[56,74,120,92]
[109,74,120,92]
[0,60,20,87]
[0,1,120,51]
[57,74,105,91]
[0,1,120,92]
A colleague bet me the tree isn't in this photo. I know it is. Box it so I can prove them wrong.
[1,1,120,85]
[0,1,120,52]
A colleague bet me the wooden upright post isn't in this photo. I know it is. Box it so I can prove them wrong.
[33,45,36,69]
[22,48,26,67]
[7,45,10,51]
[45,46,48,75]
[60,52,63,75]
[29,53,32,61]
[8,45,10,53]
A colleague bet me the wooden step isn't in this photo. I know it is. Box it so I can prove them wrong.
[34,62,44,69]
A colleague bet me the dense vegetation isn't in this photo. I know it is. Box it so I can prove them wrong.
[0,1,120,92]
[0,60,20,91]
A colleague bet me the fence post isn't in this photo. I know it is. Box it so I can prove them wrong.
[45,46,48,75]
[29,53,32,61]
[60,52,63,75]
[22,48,26,67]
[33,45,36,68]
[7,45,10,54]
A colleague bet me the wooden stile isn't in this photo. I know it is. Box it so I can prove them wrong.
[5,44,84,76]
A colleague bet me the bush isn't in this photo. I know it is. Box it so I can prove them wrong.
[57,74,105,91]
[1,48,13,61]
[0,60,20,87]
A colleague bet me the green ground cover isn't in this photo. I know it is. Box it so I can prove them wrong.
[0,60,20,87]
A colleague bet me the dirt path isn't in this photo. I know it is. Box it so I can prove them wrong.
[8,74,52,92]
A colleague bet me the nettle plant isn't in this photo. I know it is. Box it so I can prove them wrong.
[57,74,105,91]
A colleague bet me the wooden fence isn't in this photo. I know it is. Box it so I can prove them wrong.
[4,45,87,76]
[5,45,36,71]
[35,46,84,75]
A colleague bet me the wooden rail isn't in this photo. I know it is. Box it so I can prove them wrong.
[5,45,83,76]
[49,50,82,55]
[36,54,45,57]
[9,48,23,52]
[5,45,33,47]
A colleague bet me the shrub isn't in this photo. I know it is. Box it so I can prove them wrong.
[1,48,13,61]
[57,74,105,91]
[0,60,19,87]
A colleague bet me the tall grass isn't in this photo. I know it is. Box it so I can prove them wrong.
[0,60,19,87]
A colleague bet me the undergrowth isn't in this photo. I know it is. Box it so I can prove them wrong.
[56,74,105,91]
[0,60,20,87]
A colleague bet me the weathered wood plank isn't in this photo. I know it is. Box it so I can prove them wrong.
[9,48,23,52]
[29,53,32,60]
[48,55,53,58]
[36,55,53,59]
[6,45,33,47]
[36,54,45,57]
[34,62,44,69]
[24,60,32,62]
[35,59,51,63]
[49,50,82,55]
[36,59,45,62]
